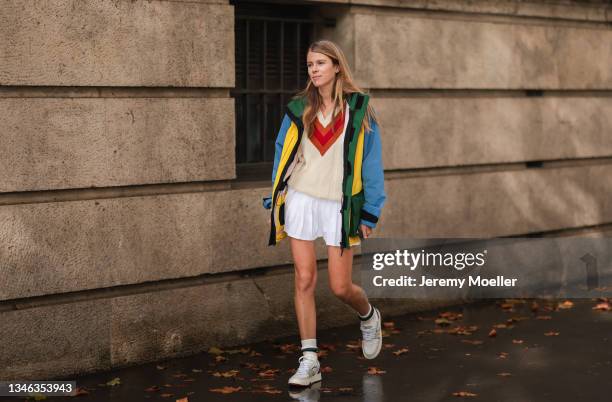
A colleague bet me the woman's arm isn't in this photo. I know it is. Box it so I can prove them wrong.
[263,114,292,209]
[359,119,386,228]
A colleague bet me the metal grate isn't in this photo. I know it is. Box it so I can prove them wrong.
[233,3,315,169]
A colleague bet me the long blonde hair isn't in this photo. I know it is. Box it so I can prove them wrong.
[295,40,378,138]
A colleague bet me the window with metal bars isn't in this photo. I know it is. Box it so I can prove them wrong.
[232,2,315,179]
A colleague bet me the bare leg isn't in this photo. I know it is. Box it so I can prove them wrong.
[290,237,318,339]
[327,246,370,316]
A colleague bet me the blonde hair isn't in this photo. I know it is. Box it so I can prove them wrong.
[295,40,378,138]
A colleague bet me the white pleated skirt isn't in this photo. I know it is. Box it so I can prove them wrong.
[285,185,359,247]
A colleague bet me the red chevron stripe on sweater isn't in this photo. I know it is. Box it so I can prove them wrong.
[310,109,345,156]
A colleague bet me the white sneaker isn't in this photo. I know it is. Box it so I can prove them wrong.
[288,355,322,387]
[360,307,382,359]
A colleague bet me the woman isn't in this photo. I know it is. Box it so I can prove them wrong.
[262,40,386,387]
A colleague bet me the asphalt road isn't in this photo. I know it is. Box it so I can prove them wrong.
[10,298,612,402]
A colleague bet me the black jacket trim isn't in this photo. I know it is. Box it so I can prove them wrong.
[360,209,379,224]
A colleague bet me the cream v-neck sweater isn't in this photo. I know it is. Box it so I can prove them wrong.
[287,102,350,201]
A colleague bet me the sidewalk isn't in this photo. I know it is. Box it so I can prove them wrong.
[14,298,612,402]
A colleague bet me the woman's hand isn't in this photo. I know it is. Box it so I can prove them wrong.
[359,224,372,239]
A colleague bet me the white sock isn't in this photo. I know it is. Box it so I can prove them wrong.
[301,338,318,360]
[359,303,373,319]
[359,304,377,325]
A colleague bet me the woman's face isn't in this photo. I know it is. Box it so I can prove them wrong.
[307,51,339,89]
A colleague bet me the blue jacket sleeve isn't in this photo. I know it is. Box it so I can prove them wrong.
[359,119,386,228]
[263,114,292,210]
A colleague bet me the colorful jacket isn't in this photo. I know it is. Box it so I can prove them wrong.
[262,92,386,251]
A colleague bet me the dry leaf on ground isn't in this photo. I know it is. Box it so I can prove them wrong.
[211,370,239,378]
[209,386,242,394]
[367,367,387,375]
[593,302,611,311]
[258,369,280,378]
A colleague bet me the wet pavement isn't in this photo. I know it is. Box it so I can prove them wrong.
[10,298,612,402]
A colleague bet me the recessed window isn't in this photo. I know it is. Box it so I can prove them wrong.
[232,2,315,179]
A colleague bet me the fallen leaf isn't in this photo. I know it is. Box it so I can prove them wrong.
[367,367,386,375]
[145,386,160,392]
[74,387,89,396]
[488,328,497,337]
[207,347,224,355]
[156,365,166,370]
[320,343,337,351]
[498,352,509,359]
[214,355,227,363]
[106,377,121,387]
[512,339,524,344]
[209,386,242,394]
[338,387,354,393]
[191,368,203,373]
[176,398,189,402]
[160,393,174,398]
[593,302,611,311]
[439,311,463,321]
[274,343,299,354]
[497,372,512,377]
[392,347,410,356]
[251,384,282,394]
[435,318,452,326]
[244,362,271,370]
[544,331,560,336]
[447,325,478,335]
[452,391,478,397]
[558,300,574,309]
[536,315,552,320]
[258,369,280,378]
[346,341,361,350]
[383,321,395,328]
[211,369,239,378]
